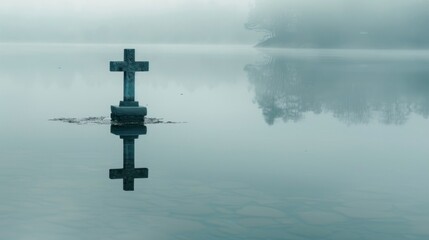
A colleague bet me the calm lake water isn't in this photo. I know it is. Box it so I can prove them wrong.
[1,43,429,239]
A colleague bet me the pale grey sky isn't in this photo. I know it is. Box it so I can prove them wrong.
[0,0,259,44]
[1,0,428,47]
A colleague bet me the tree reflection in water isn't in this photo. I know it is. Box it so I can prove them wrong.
[245,51,429,125]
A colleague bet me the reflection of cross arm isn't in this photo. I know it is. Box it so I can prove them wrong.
[110,168,148,191]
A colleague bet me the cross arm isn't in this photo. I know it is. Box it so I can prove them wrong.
[110,61,149,72]
[110,61,128,72]
[132,61,149,72]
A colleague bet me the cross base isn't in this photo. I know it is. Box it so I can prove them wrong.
[111,105,147,123]
[120,101,139,107]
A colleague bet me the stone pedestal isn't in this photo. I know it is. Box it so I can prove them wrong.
[111,105,147,122]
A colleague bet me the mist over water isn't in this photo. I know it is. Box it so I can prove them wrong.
[0,0,259,44]
[247,0,429,48]
[2,0,428,48]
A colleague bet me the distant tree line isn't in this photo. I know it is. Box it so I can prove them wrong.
[246,0,429,48]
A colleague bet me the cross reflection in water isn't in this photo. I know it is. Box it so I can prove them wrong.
[109,124,148,191]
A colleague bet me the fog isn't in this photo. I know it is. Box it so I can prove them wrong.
[1,0,429,48]
[0,0,259,44]
[248,0,429,48]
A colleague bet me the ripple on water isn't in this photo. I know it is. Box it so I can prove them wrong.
[236,206,285,218]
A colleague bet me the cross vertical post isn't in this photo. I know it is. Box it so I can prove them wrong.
[123,49,136,103]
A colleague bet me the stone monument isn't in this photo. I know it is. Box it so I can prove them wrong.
[110,49,149,122]
[109,124,148,191]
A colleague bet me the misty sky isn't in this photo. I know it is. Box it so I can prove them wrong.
[0,0,260,44]
[1,0,429,47]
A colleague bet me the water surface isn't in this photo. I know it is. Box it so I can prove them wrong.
[1,44,429,239]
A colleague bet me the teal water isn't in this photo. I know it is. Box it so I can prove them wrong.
[1,44,429,239]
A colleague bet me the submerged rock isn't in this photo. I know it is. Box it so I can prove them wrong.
[49,116,183,125]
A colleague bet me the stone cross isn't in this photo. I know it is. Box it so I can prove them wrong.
[110,49,149,107]
[110,134,148,191]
